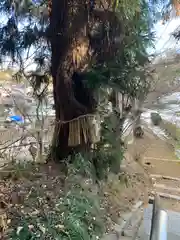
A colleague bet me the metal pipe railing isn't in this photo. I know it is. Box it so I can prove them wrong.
[149,194,168,240]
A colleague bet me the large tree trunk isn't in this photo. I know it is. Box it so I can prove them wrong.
[49,0,97,160]
[49,0,122,160]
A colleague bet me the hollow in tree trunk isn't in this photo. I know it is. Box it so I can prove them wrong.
[49,0,97,160]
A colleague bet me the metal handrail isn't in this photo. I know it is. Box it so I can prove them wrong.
[149,194,168,240]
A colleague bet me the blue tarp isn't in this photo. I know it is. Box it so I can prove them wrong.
[9,115,24,122]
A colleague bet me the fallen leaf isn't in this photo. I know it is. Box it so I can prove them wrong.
[55,224,65,230]
[16,226,23,235]
[38,224,46,234]
[0,212,7,233]
[30,209,40,216]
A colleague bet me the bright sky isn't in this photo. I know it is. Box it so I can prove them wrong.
[152,16,180,55]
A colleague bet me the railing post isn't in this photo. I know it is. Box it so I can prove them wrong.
[149,194,168,240]
[156,210,168,240]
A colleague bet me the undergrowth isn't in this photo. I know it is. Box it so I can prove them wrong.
[161,120,180,141]
[9,191,103,240]
[5,156,105,240]
[160,120,180,159]
[2,112,124,240]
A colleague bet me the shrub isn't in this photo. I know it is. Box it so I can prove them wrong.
[151,112,162,126]
[9,157,105,240]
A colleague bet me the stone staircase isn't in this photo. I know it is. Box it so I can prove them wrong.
[102,130,180,240]
[102,174,180,240]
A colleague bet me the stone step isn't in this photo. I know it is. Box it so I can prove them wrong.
[145,156,180,162]
[151,191,180,201]
[154,183,180,196]
[151,174,180,184]
[143,159,180,178]
[150,174,180,211]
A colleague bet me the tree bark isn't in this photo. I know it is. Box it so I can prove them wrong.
[49,0,97,160]
[49,0,68,116]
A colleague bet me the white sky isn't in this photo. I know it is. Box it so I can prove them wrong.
[152,16,180,55]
